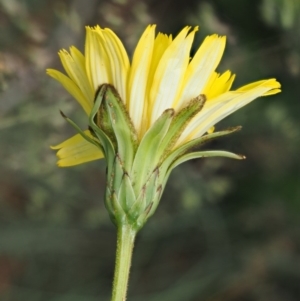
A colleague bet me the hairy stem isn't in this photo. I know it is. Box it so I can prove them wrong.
[111,224,136,301]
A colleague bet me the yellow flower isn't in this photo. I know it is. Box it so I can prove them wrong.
[48,25,281,167]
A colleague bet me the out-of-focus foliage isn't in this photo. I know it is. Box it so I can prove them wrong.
[0,0,299,300]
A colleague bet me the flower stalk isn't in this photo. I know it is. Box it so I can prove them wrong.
[111,224,136,301]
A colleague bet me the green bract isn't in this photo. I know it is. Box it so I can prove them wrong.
[63,84,244,231]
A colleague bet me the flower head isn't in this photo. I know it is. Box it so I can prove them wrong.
[48,25,280,167]
[48,25,280,229]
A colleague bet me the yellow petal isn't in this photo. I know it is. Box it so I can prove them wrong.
[176,35,226,109]
[179,78,281,143]
[102,28,130,102]
[46,69,92,114]
[69,47,94,102]
[128,25,156,134]
[85,26,112,91]
[58,49,94,104]
[205,70,236,99]
[201,71,218,95]
[237,78,281,94]
[207,126,215,134]
[51,131,104,167]
[142,33,172,133]
[148,33,173,82]
[150,26,198,124]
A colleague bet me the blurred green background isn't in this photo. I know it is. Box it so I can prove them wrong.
[0,0,300,300]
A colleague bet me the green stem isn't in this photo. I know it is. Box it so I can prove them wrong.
[111,224,136,301]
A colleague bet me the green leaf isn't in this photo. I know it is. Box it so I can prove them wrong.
[95,92,117,150]
[110,190,126,226]
[104,186,118,225]
[89,85,116,160]
[170,150,245,170]
[102,84,138,172]
[128,166,160,220]
[158,127,244,189]
[89,85,118,184]
[117,170,136,212]
[135,202,153,230]
[162,126,242,170]
[131,108,174,195]
[106,154,125,197]
[158,94,206,159]
[60,111,103,151]
[138,183,163,226]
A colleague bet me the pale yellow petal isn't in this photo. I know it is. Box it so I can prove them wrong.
[178,79,281,144]
[176,35,226,109]
[147,33,173,83]
[236,78,281,94]
[142,33,172,132]
[85,26,112,91]
[58,49,94,104]
[101,28,130,101]
[176,92,237,145]
[263,88,281,96]
[51,131,104,167]
[150,26,198,124]
[128,25,156,134]
[46,69,92,114]
[68,46,94,101]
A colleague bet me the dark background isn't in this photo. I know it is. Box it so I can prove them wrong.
[0,0,300,300]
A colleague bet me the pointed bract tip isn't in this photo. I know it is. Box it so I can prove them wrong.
[227,125,242,132]
[164,108,175,117]
[60,110,67,118]
[197,94,207,103]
